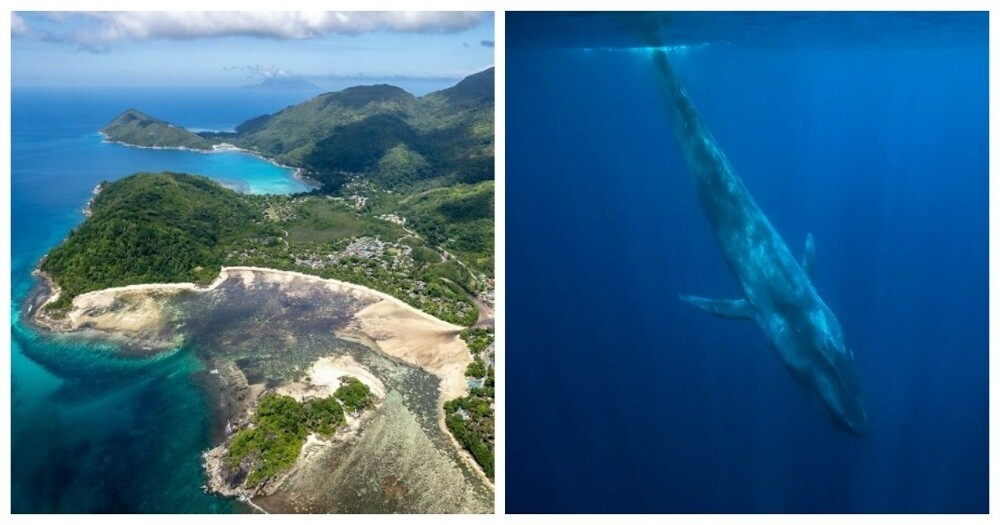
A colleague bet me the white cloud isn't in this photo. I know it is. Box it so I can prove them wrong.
[226,64,294,79]
[11,13,28,36]
[32,11,487,50]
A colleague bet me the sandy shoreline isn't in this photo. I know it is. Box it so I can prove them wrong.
[31,265,487,486]
[31,264,474,435]
[45,266,468,329]
[275,354,387,405]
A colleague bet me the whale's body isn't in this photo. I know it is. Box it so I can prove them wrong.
[653,51,868,435]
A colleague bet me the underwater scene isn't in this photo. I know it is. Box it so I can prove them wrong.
[506,12,987,513]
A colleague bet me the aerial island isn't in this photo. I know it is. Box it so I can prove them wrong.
[30,68,495,513]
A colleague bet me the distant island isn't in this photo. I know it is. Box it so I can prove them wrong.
[244,76,321,90]
[33,69,495,511]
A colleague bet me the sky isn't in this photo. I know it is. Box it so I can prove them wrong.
[11,12,495,90]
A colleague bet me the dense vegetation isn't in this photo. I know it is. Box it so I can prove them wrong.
[41,173,264,310]
[227,393,311,487]
[102,109,212,150]
[103,68,494,195]
[237,70,493,193]
[396,182,494,276]
[240,69,494,193]
[465,357,487,379]
[230,84,417,164]
[91,69,495,287]
[451,326,495,476]
[227,378,373,487]
[40,173,486,324]
[302,396,346,437]
[461,327,495,354]
[444,364,495,479]
[334,376,375,414]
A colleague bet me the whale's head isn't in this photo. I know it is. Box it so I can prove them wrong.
[772,301,869,436]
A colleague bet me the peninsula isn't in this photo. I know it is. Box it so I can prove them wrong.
[103,108,213,150]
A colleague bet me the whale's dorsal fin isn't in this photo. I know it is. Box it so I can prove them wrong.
[803,233,816,280]
[679,294,753,320]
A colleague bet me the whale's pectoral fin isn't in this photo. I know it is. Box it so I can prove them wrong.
[679,294,754,320]
[803,233,816,280]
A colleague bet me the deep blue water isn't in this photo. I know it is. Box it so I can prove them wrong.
[11,87,319,513]
[506,12,988,513]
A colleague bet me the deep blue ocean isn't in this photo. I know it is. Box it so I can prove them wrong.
[10,87,326,513]
[506,12,988,513]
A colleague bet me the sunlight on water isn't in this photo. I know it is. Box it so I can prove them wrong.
[580,42,723,56]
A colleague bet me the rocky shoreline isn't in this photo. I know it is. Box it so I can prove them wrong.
[201,360,383,502]
[82,181,107,218]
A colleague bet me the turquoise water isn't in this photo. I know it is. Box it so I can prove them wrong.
[12,88,313,513]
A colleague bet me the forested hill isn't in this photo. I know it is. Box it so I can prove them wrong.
[102,109,213,151]
[104,68,495,195]
[41,172,492,325]
[41,172,261,309]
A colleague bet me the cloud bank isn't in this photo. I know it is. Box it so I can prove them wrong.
[227,64,474,83]
[226,64,294,79]
[16,11,490,51]
[11,13,28,36]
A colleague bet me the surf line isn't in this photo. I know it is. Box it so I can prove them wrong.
[238,494,269,514]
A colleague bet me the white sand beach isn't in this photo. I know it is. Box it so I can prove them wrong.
[34,265,472,407]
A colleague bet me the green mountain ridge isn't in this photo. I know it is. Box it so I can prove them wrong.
[104,68,495,194]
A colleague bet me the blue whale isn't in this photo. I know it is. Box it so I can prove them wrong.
[653,51,869,435]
